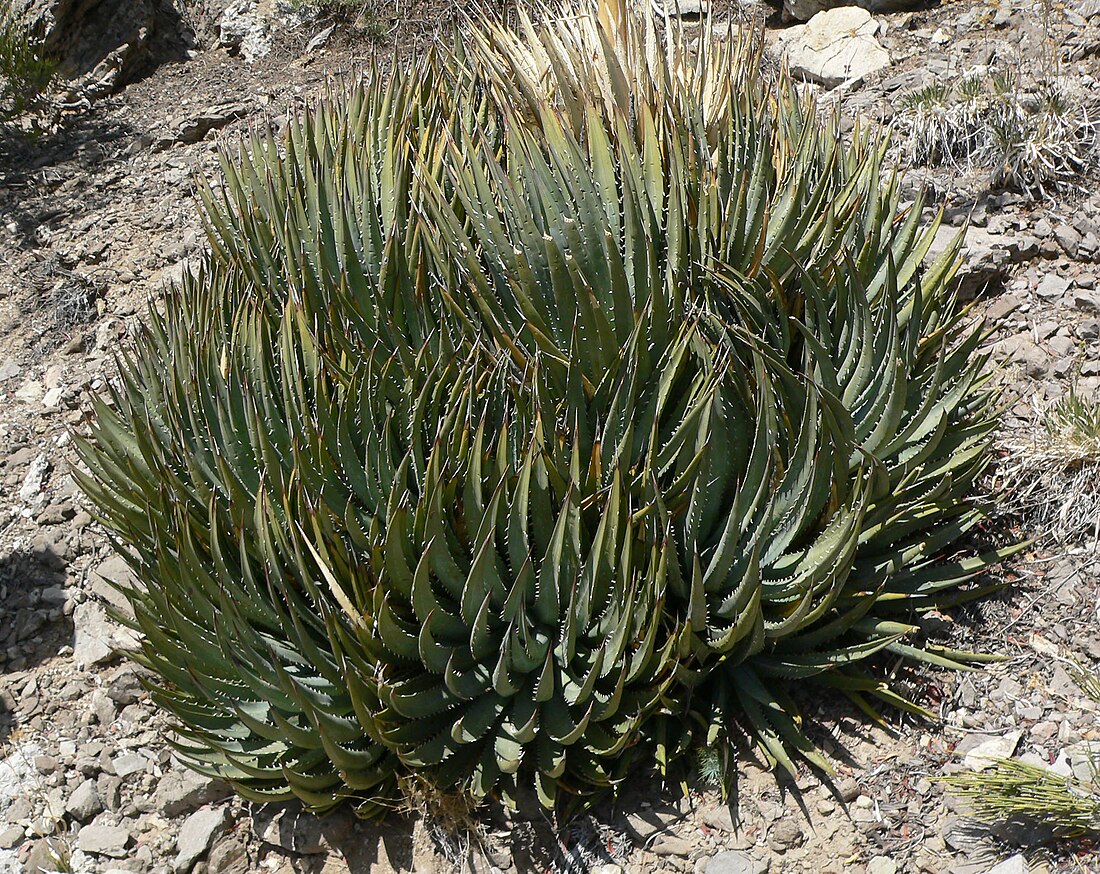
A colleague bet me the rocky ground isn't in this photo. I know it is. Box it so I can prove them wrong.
[3,0,1100,872]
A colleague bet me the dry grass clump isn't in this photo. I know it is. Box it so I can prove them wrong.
[902,71,1100,198]
[397,774,489,868]
[998,383,1100,544]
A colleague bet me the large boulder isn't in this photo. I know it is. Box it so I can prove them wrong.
[216,0,315,61]
[782,0,923,23]
[19,0,195,96]
[774,7,890,88]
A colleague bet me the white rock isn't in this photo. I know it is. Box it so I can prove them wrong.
[963,730,1022,771]
[0,356,21,381]
[0,742,43,808]
[218,0,312,62]
[77,823,132,857]
[651,0,709,15]
[926,225,1013,296]
[91,555,139,621]
[18,454,49,502]
[1066,742,1100,783]
[985,853,1029,874]
[13,379,43,403]
[1036,273,1072,300]
[43,364,64,390]
[72,595,143,668]
[0,825,22,849]
[218,1,273,60]
[155,769,232,817]
[73,601,118,668]
[1050,749,1073,776]
[776,7,890,88]
[112,752,149,778]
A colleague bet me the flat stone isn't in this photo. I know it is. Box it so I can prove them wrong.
[22,837,68,874]
[925,226,1012,297]
[1050,664,1078,696]
[107,669,144,706]
[652,835,692,856]
[868,857,897,874]
[72,601,142,669]
[172,103,249,146]
[706,850,770,874]
[90,555,139,620]
[90,689,118,726]
[1055,223,1081,257]
[111,752,148,778]
[962,731,1022,771]
[72,601,117,669]
[1066,742,1100,783]
[76,823,132,857]
[1073,290,1100,312]
[155,769,233,818]
[0,355,20,381]
[700,804,737,833]
[650,0,708,14]
[1036,273,1072,300]
[837,777,860,801]
[1080,232,1100,260]
[769,818,804,848]
[1008,235,1040,262]
[0,824,23,849]
[207,835,250,874]
[174,806,231,873]
[14,379,43,404]
[253,804,354,856]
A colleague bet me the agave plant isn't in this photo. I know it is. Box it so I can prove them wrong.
[78,0,1012,816]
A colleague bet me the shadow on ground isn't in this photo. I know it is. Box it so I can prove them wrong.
[0,545,73,746]
[0,108,135,248]
[250,803,417,873]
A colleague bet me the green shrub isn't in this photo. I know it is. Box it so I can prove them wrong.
[289,0,389,41]
[77,0,1012,816]
[0,0,55,122]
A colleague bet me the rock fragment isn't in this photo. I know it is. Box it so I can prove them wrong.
[706,850,770,874]
[77,823,132,857]
[155,769,233,818]
[65,778,104,822]
[174,806,231,873]
[961,731,1022,771]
